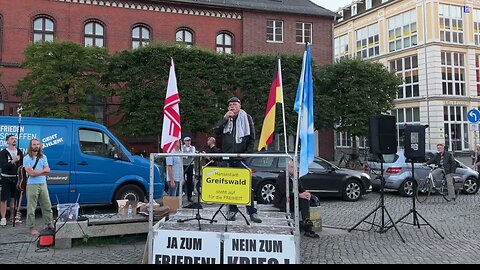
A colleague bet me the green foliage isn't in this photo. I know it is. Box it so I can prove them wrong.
[316,58,402,140]
[106,44,235,136]
[235,54,303,136]
[15,41,108,120]
[15,42,399,149]
[107,45,306,138]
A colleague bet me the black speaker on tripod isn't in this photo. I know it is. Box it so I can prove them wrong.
[388,124,445,240]
[350,115,405,242]
[368,115,397,155]
[404,124,426,162]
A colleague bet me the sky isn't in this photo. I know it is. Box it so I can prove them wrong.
[310,0,352,12]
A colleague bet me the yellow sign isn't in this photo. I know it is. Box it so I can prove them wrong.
[201,167,251,205]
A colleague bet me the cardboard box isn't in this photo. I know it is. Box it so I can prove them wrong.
[162,196,180,213]
[117,199,138,217]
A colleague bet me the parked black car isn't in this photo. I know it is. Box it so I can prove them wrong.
[244,155,372,203]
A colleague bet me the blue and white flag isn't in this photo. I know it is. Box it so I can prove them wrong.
[293,44,314,177]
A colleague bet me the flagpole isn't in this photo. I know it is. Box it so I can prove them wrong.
[278,57,292,216]
[279,58,288,154]
[293,45,308,265]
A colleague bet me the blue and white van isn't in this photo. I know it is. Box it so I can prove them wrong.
[0,116,164,206]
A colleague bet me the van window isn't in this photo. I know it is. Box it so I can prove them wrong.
[79,129,119,158]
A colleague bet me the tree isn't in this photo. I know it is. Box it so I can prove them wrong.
[15,41,108,120]
[235,54,304,137]
[315,58,402,153]
[106,44,235,137]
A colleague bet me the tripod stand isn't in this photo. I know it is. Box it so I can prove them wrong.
[386,160,444,239]
[177,160,217,230]
[348,154,405,243]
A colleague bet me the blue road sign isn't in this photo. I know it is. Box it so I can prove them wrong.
[467,108,480,123]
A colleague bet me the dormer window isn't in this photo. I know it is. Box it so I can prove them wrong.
[366,0,372,10]
[352,4,357,16]
[338,10,344,22]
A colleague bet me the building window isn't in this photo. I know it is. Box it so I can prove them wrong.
[351,4,357,16]
[366,0,372,10]
[0,15,3,60]
[132,25,151,49]
[176,28,194,47]
[336,131,352,147]
[84,21,104,47]
[267,20,283,43]
[356,23,379,59]
[0,85,4,116]
[33,16,54,42]
[476,55,480,96]
[392,107,420,147]
[443,106,468,151]
[216,32,233,54]
[390,55,419,99]
[338,10,344,22]
[296,22,312,44]
[388,9,417,52]
[439,4,464,44]
[474,9,480,45]
[334,34,349,61]
[441,51,465,96]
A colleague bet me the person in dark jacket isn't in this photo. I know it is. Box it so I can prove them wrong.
[213,96,261,223]
[273,159,319,238]
[0,135,24,226]
[424,143,457,201]
[201,137,220,166]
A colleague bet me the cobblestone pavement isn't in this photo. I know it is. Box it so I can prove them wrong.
[1,191,479,264]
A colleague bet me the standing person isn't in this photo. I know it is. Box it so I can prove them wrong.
[166,140,183,197]
[181,137,196,202]
[424,143,457,201]
[24,138,53,235]
[273,159,319,238]
[202,136,220,166]
[0,135,23,226]
[471,145,480,171]
[213,96,261,223]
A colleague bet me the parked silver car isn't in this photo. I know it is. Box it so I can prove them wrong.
[366,149,479,196]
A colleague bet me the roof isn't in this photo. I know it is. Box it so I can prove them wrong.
[160,0,338,17]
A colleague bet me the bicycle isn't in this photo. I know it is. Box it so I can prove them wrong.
[416,164,460,203]
[337,150,363,170]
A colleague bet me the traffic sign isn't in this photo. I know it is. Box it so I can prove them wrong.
[467,108,480,123]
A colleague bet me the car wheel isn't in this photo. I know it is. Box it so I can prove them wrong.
[256,180,275,204]
[114,184,145,205]
[399,178,415,197]
[462,177,479,195]
[342,179,362,202]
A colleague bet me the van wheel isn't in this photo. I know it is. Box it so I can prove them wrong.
[115,184,145,205]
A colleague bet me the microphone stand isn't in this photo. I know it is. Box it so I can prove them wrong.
[177,159,217,230]
[13,104,23,228]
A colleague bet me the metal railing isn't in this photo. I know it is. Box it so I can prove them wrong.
[148,152,301,264]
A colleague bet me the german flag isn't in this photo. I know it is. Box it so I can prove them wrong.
[258,61,283,151]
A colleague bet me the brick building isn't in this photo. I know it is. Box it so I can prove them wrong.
[0,0,337,159]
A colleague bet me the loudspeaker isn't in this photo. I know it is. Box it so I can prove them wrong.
[369,115,397,154]
[404,125,426,161]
